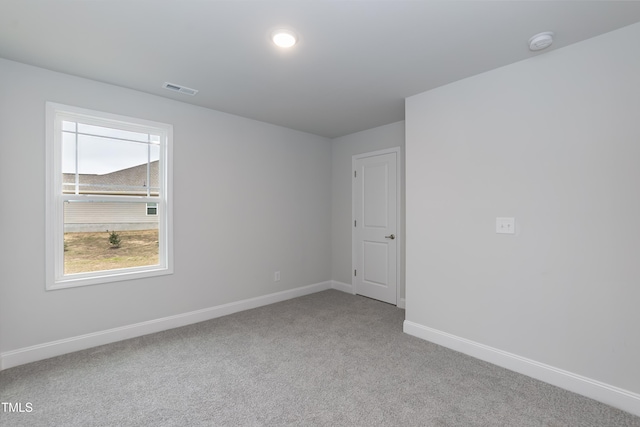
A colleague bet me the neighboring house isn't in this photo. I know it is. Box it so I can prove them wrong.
[63,161,159,232]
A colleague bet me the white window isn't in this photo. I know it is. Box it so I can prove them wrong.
[46,103,173,290]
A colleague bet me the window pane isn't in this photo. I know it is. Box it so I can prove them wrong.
[62,132,77,174]
[62,132,77,193]
[78,134,148,174]
[77,135,152,195]
[62,121,76,132]
[77,122,151,143]
[149,144,160,191]
[63,201,159,275]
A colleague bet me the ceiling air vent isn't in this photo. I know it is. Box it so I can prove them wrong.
[162,82,198,96]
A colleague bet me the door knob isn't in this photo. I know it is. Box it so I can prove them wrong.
[385,234,395,240]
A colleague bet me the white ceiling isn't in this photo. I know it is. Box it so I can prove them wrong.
[2,1,640,138]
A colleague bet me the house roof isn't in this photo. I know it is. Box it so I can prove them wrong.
[63,161,159,196]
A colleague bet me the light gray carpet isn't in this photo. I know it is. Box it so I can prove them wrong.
[1,290,639,426]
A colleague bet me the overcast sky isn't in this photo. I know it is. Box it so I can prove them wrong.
[62,122,160,175]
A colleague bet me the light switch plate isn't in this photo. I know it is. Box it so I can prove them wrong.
[496,217,515,234]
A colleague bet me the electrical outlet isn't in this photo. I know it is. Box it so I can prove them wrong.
[496,217,515,234]
[274,271,280,282]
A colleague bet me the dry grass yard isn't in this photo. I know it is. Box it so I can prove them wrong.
[64,229,159,274]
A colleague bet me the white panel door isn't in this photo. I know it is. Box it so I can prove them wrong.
[353,150,398,305]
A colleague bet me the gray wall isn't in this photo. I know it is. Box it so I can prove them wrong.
[405,23,640,394]
[0,58,332,353]
[331,121,405,299]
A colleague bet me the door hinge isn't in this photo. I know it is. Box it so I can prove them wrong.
[354,171,357,178]
[354,219,356,227]
[354,269,357,276]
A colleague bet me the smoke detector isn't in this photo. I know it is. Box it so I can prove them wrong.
[162,82,198,96]
[529,32,554,51]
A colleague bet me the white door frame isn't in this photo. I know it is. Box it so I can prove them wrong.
[352,147,402,306]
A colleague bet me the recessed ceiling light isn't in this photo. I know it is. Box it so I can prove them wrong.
[272,29,298,48]
[529,32,554,51]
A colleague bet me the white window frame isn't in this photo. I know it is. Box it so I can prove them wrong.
[45,102,173,290]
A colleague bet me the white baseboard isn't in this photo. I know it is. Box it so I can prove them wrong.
[0,281,332,371]
[331,280,353,294]
[403,320,640,417]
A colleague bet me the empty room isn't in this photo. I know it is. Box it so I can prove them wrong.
[1,1,640,425]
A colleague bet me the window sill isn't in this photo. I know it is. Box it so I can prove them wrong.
[46,265,173,291]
